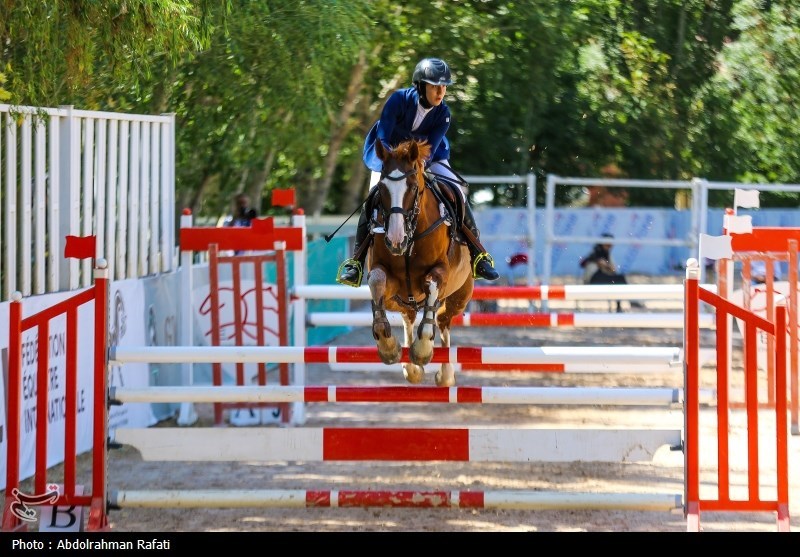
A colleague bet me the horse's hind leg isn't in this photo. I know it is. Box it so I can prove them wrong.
[367,267,400,365]
[401,311,425,384]
[435,285,471,387]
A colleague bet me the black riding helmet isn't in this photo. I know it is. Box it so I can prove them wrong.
[413,58,452,108]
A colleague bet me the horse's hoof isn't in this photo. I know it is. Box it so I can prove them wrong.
[435,364,456,387]
[377,337,401,365]
[410,339,433,366]
[403,364,425,384]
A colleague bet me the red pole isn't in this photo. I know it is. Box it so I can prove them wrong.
[2,295,25,531]
[684,261,700,530]
[774,303,790,530]
[87,263,110,531]
[276,244,290,422]
[788,242,799,435]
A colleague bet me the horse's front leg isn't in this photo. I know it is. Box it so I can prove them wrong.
[436,326,455,387]
[367,266,401,364]
[401,311,425,384]
[410,267,444,367]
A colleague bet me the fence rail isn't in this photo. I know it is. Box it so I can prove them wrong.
[0,104,175,299]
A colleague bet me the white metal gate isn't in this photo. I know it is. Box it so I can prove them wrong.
[0,104,175,298]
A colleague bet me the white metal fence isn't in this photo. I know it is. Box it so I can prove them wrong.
[0,104,175,299]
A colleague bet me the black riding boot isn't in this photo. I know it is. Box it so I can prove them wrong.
[337,207,370,287]
[463,202,499,281]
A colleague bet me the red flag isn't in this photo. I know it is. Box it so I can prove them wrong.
[271,188,296,208]
[64,235,96,260]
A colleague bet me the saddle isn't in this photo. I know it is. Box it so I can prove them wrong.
[424,172,467,244]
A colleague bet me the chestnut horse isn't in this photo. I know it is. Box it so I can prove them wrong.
[366,139,474,386]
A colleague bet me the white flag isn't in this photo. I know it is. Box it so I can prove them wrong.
[734,188,760,209]
[723,213,753,234]
[699,233,733,261]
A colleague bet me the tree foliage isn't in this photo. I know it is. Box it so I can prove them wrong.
[689,0,800,206]
[0,1,219,107]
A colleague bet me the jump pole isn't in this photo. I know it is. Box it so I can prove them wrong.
[109,490,683,512]
[291,283,717,301]
[109,345,681,366]
[306,311,714,329]
[109,489,683,512]
[110,384,717,406]
[111,426,682,465]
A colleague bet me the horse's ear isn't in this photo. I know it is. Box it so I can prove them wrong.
[376,140,390,161]
[412,140,431,164]
[408,140,419,161]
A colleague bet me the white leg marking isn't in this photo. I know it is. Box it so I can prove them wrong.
[420,280,440,340]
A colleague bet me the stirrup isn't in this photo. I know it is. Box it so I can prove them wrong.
[336,258,363,288]
[472,252,495,279]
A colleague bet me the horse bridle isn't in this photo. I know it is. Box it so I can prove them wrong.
[376,164,452,312]
[376,166,422,254]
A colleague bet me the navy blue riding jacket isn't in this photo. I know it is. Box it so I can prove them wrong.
[363,87,451,172]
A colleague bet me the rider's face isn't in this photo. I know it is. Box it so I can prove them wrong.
[425,83,446,106]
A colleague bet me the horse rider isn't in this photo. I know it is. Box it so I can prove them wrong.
[337,57,500,287]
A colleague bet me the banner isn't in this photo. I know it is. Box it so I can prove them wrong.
[106,279,157,434]
[0,281,156,491]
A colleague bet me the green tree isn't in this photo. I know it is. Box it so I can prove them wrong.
[166,1,372,218]
[688,0,800,207]
[0,1,218,107]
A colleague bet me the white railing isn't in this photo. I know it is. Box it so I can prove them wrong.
[542,175,702,286]
[0,104,175,298]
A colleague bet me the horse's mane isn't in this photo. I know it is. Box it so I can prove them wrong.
[392,139,431,184]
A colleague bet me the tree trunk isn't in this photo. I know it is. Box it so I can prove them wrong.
[304,50,369,218]
[339,61,408,214]
[178,172,217,223]
[249,146,277,214]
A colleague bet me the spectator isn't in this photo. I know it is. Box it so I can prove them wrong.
[223,193,258,256]
[579,233,643,312]
[227,193,257,227]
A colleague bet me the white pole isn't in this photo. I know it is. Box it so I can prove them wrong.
[305,311,714,329]
[291,210,307,425]
[176,211,198,426]
[110,385,716,406]
[109,489,683,512]
[109,345,681,365]
[526,172,537,287]
[291,283,714,301]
